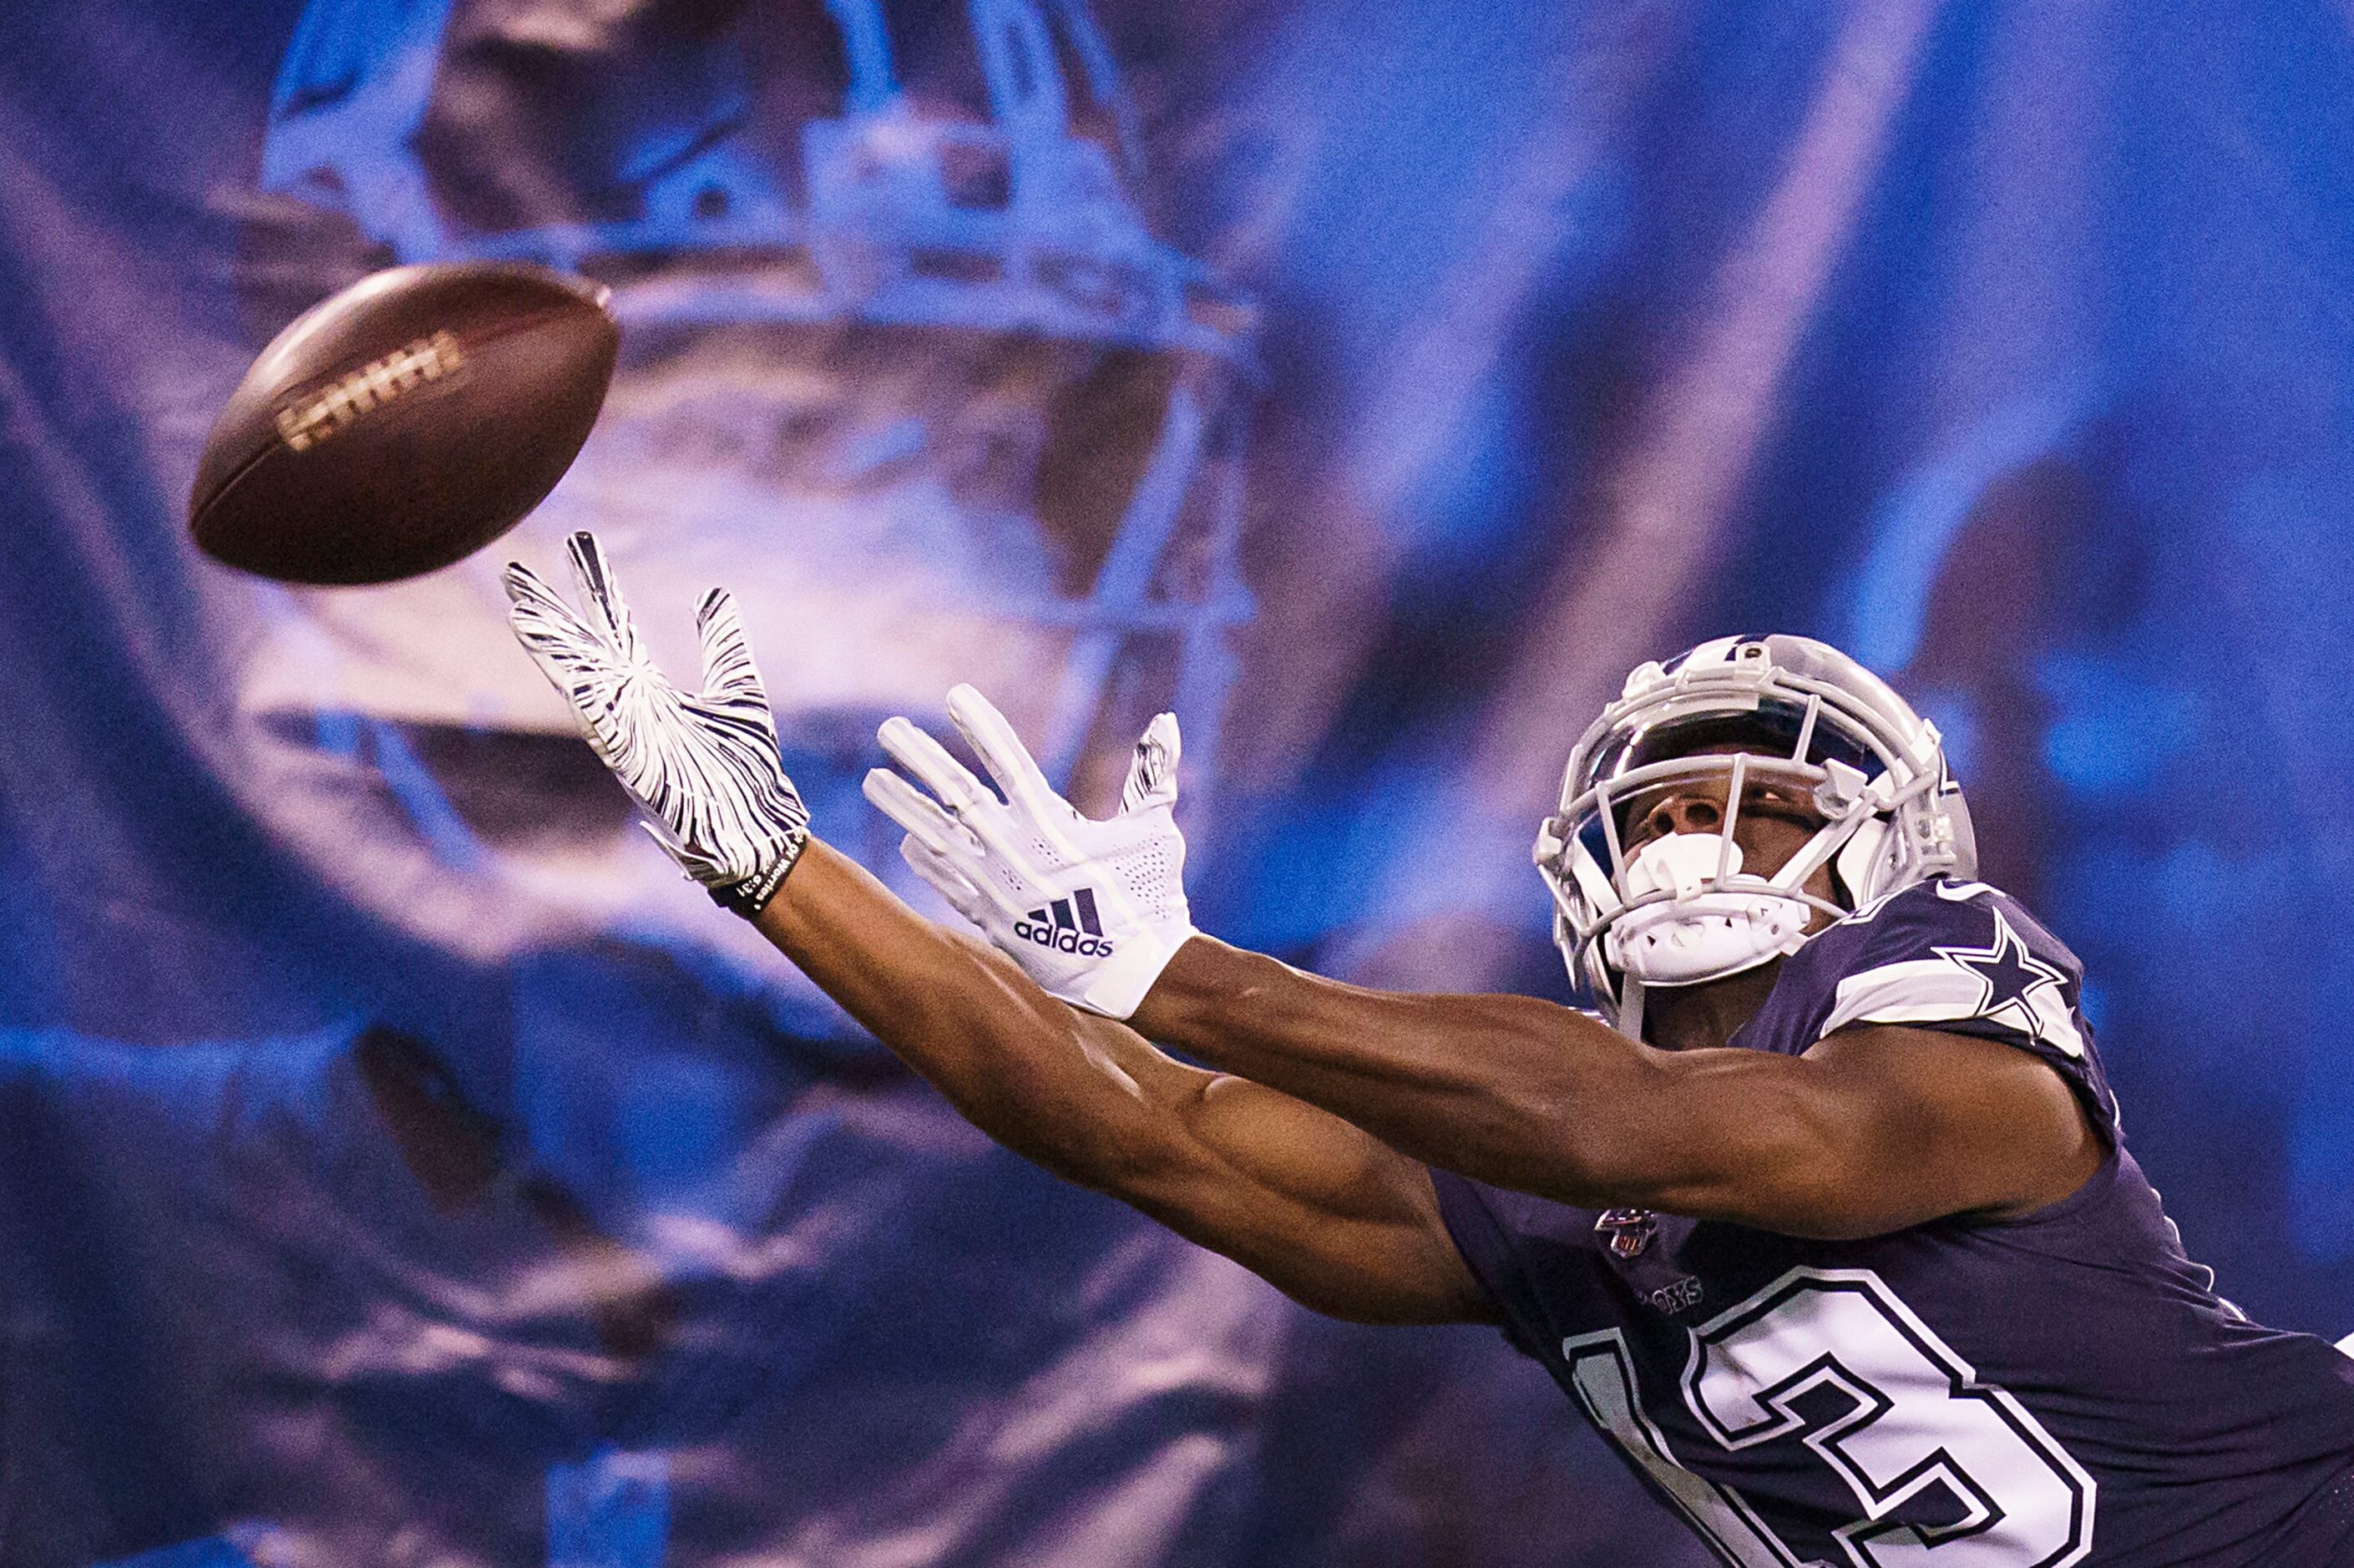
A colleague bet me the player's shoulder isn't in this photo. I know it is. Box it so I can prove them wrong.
[1804,877,2074,964]
[1779,878,2091,1056]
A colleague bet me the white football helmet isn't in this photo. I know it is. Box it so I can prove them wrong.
[1533,635,1975,1038]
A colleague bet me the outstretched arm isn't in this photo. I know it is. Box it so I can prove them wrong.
[504,534,1490,1328]
[1130,938,2101,1241]
[862,685,2102,1243]
[760,843,1491,1326]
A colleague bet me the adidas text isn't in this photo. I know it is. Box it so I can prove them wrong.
[1015,920,1116,959]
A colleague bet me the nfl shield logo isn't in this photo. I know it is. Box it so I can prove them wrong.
[1594,1207,1658,1259]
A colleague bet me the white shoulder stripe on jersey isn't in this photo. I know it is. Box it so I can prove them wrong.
[1828,877,1997,936]
[1821,957,2087,1056]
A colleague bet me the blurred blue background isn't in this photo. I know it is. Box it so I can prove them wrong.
[1,1,2349,1564]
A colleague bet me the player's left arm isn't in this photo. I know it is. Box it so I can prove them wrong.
[1132,943,2104,1240]
[867,688,2103,1242]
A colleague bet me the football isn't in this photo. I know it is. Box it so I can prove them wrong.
[189,261,618,585]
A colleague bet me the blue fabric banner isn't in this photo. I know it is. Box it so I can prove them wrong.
[2,2,2349,1564]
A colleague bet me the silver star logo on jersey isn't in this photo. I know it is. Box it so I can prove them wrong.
[1933,908,2071,1044]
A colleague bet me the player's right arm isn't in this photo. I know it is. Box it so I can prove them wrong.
[500,533,1491,1329]
[761,842,1492,1327]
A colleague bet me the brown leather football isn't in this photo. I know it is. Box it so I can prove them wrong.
[190,261,618,585]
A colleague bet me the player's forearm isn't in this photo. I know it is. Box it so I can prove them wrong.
[753,841,1155,1187]
[1131,936,1663,1202]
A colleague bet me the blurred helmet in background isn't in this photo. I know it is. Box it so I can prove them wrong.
[234,0,1257,1042]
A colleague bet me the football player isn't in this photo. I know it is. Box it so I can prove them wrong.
[509,533,2354,1567]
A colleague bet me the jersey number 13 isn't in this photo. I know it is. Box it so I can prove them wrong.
[1564,1267,2095,1568]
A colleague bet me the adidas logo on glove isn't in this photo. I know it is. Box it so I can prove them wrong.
[1015,888,1117,958]
[867,685,1194,1020]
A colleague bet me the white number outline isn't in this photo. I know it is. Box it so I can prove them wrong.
[1564,1268,2096,1568]
[1564,1328,1805,1568]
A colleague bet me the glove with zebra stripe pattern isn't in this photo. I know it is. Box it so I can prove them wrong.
[504,531,810,919]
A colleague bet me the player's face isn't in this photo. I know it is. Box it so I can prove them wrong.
[1617,744,1839,910]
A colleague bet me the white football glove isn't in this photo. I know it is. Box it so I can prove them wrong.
[863,684,1195,1019]
[504,531,810,918]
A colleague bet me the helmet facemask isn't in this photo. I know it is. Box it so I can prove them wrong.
[1533,636,1974,1039]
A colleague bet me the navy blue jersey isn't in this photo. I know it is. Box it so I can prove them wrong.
[1432,879,2354,1568]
